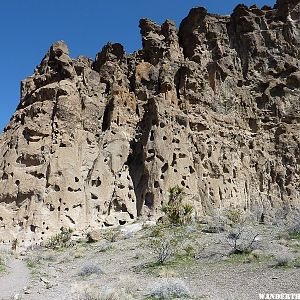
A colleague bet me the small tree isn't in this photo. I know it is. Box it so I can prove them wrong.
[227,224,259,254]
[148,225,185,264]
[150,233,180,264]
[162,185,193,226]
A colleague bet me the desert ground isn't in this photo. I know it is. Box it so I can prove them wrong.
[0,215,300,300]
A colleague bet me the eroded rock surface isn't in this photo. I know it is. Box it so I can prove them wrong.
[1,0,300,246]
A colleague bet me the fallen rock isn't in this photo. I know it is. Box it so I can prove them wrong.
[87,230,103,243]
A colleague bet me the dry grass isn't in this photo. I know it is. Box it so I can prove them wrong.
[147,278,191,299]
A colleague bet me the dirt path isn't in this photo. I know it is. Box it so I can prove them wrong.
[0,258,30,300]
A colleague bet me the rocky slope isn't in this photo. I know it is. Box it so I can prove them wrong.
[1,0,300,246]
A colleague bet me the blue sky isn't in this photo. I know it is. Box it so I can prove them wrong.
[0,0,276,132]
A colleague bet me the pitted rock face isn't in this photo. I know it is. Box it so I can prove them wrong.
[1,2,300,246]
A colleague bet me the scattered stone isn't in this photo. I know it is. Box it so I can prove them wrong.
[40,277,50,284]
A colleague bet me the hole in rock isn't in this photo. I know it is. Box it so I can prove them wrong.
[73,204,82,209]
[30,225,37,232]
[66,215,75,224]
[102,98,114,131]
[92,178,101,187]
[161,163,169,173]
[121,204,128,212]
[145,192,154,208]
[189,166,195,174]
[150,131,155,141]
[171,154,177,167]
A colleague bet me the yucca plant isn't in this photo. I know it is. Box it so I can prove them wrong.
[162,185,193,226]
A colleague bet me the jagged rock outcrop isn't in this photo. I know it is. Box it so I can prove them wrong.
[1,0,300,246]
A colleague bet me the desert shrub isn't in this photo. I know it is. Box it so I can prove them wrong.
[76,286,133,300]
[0,257,5,273]
[183,244,196,257]
[149,233,180,264]
[77,290,98,300]
[102,229,122,243]
[225,207,245,225]
[78,263,103,277]
[249,249,264,261]
[146,222,199,265]
[283,213,300,240]
[96,241,112,253]
[123,231,134,240]
[202,221,225,234]
[227,224,260,254]
[149,225,164,238]
[162,186,193,226]
[148,278,191,299]
[148,225,187,264]
[293,258,300,268]
[45,227,74,249]
[274,253,293,267]
[287,221,300,240]
[98,287,133,300]
[200,213,226,234]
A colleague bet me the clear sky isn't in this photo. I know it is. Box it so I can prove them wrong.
[0,0,276,133]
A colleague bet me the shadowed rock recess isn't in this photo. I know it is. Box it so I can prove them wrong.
[1,0,300,246]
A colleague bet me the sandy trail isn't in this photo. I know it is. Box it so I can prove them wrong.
[0,258,30,300]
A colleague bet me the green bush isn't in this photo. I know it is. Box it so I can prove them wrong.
[225,207,245,225]
[45,227,73,249]
[162,186,193,226]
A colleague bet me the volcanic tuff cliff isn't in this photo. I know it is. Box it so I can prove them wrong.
[1,0,300,246]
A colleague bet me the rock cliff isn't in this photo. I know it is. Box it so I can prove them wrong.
[1,0,300,246]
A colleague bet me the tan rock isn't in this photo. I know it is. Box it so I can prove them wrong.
[1,2,300,247]
[87,230,102,243]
